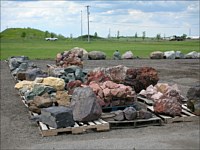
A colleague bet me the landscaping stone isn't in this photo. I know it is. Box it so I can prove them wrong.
[88,51,106,60]
[186,85,200,115]
[31,106,75,128]
[114,110,124,121]
[150,51,164,59]
[122,51,134,59]
[137,109,152,119]
[123,107,137,120]
[42,77,65,91]
[70,87,102,122]
[56,91,71,106]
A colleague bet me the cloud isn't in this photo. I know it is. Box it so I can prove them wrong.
[1,0,199,37]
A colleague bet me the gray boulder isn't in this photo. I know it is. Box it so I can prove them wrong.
[70,87,102,122]
[185,51,200,59]
[113,110,124,121]
[123,107,137,120]
[164,51,175,59]
[88,51,106,60]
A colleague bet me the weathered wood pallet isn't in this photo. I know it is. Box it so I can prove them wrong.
[137,96,199,123]
[30,112,110,137]
[105,115,162,129]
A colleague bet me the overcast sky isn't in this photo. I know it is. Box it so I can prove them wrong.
[1,0,199,38]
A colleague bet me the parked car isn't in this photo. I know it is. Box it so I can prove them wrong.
[45,37,58,41]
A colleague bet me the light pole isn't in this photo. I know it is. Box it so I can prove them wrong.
[86,5,90,43]
[81,10,83,40]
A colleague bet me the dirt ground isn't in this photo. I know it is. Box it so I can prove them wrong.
[1,59,200,150]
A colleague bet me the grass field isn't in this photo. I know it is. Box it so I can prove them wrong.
[1,38,199,60]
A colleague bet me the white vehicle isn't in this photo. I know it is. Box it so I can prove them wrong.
[45,37,58,41]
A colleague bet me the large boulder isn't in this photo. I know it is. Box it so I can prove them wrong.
[122,51,134,59]
[88,51,106,60]
[164,51,175,59]
[150,51,164,59]
[186,85,200,115]
[185,51,200,59]
[70,47,88,60]
[125,67,159,93]
[42,77,65,91]
[175,51,184,59]
[70,87,102,122]
[31,106,75,128]
[154,97,182,117]
[123,107,137,120]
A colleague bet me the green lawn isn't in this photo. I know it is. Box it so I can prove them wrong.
[1,38,199,60]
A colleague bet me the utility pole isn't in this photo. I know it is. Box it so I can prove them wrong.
[86,5,90,43]
[81,10,83,40]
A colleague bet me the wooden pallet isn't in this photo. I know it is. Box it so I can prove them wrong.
[30,112,110,137]
[105,116,162,129]
[137,96,199,123]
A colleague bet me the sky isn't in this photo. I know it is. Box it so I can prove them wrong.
[1,0,199,38]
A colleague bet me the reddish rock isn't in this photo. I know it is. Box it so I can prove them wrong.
[153,97,182,117]
[66,80,82,95]
[125,67,159,93]
[86,71,111,84]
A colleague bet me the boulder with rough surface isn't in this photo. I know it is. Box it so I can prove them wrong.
[150,51,164,59]
[122,51,134,59]
[154,97,182,117]
[42,77,65,91]
[55,91,71,106]
[70,87,102,122]
[186,85,200,115]
[31,106,75,128]
[88,51,106,60]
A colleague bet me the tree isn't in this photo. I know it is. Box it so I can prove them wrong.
[45,31,49,38]
[21,32,26,39]
[142,31,145,41]
[94,32,98,38]
[156,33,161,41]
[181,34,187,40]
[134,32,138,38]
[50,32,55,38]
[117,30,120,39]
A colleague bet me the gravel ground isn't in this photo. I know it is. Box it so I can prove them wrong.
[1,59,200,150]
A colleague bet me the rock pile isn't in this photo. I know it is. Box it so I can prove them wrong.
[8,56,47,81]
[139,83,184,116]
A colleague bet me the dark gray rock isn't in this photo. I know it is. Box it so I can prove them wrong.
[32,106,75,128]
[70,87,102,122]
[25,68,47,81]
[123,107,137,120]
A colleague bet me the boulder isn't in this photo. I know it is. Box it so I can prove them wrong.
[137,109,152,119]
[185,51,200,59]
[25,68,48,81]
[86,71,111,84]
[15,80,33,89]
[66,80,82,95]
[70,47,88,60]
[175,51,184,59]
[150,51,164,59]
[123,107,137,120]
[28,93,53,114]
[164,51,176,59]
[42,77,65,91]
[31,106,75,128]
[154,97,182,117]
[125,67,159,93]
[88,51,106,60]
[122,51,134,59]
[186,85,200,115]
[55,91,71,106]
[70,87,102,122]
[113,110,124,121]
